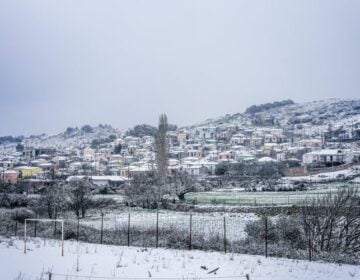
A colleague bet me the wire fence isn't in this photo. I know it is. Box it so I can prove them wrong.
[1,209,358,264]
[188,191,354,206]
[46,272,251,280]
[0,210,304,260]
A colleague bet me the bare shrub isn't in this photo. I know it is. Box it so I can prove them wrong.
[67,177,93,218]
[302,187,360,263]
[11,208,35,223]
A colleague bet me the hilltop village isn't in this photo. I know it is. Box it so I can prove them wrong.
[1,99,360,191]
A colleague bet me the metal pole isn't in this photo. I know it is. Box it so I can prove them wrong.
[61,221,64,257]
[100,212,104,244]
[24,220,27,254]
[34,217,37,238]
[77,216,80,242]
[265,217,268,258]
[156,210,159,248]
[307,223,312,262]
[189,214,192,250]
[223,216,227,253]
[54,209,57,237]
[15,217,18,237]
[127,213,130,247]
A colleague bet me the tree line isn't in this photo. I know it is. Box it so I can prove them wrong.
[245,99,294,114]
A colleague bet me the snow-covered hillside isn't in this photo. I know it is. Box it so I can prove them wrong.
[187,98,360,137]
[1,237,359,280]
[22,125,121,150]
[7,99,360,150]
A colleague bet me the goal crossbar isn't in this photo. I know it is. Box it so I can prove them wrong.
[24,218,65,256]
[25,218,64,223]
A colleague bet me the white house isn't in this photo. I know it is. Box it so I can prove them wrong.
[90,176,128,188]
[302,149,353,166]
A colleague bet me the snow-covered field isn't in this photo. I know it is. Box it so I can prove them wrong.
[1,237,359,280]
[186,183,360,206]
[77,209,257,241]
[185,167,360,206]
[283,167,360,184]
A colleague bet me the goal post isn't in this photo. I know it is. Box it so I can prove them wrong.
[24,218,65,256]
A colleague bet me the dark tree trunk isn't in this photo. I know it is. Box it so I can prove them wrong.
[177,193,185,200]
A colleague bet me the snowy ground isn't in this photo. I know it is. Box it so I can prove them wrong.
[77,208,257,241]
[283,167,360,184]
[1,237,359,280]
[186,182,360,206]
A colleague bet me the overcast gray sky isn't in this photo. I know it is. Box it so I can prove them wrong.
[0,0,359,136]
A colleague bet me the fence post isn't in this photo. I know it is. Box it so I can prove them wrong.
[156,210,159,248]
[54,209,57,237]
[34,215,37,238]
[127,213,130,247]
[61,220,64,257]
[189,214,192,250]
[15,215,18,237]
[24,220,27,254]
[48,272,52,280]
[264,216,268,258]
[223,216,227,253]
[77,216,80,242]
[100,212,104,245]
[307,223,312,262]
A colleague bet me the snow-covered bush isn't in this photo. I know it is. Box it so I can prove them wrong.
[244,216,277,243]
[11,208,35,223]
[275,215,306,249]
[0,193,30,208]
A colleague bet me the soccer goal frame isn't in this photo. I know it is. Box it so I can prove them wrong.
[24,218,64,256]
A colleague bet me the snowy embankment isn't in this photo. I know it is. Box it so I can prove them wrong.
[1,237,359,280]
[283,166,360,184]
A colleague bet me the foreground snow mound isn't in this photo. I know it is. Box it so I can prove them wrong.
[1,237,359,280]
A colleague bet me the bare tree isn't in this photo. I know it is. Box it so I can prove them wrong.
[79,163,94,176]
[171,170,198,200]
[67,177,93,218]
[302,187,360,260]
[124,172,160,208]
[40,183,67,219]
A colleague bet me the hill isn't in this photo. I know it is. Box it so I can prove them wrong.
[186,98,360,137]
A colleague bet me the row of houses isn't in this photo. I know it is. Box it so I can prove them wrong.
[1,120,359,186]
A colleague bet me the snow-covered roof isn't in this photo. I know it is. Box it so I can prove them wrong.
[4,170,18,174]
[182,157,198,162]
[258,157,277,162]
[39,163,53,167]
[305,149,349,156]
[298,139,322,143]
[168,159,180,166]
[91,176,128,182]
